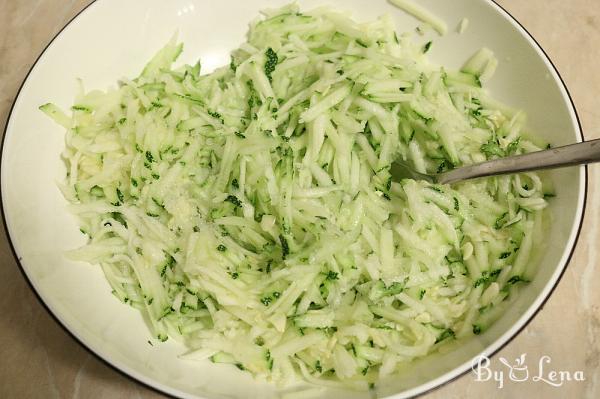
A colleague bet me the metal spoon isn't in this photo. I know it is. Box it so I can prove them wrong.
[390,138,600,185]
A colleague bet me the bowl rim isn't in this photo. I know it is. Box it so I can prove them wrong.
[0,0,588,398]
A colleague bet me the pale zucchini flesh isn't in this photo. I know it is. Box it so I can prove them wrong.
[42,2,549,388]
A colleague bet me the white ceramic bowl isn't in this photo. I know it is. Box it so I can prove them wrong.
[1,0,587,398]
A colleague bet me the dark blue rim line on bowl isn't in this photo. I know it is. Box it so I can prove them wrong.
[0,1,589,398]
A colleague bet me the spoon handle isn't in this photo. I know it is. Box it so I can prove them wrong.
[438,138,600,185]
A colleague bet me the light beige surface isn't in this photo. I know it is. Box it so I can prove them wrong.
[0,0,598,398]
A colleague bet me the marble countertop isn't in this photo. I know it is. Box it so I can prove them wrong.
[1,1,598,398]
